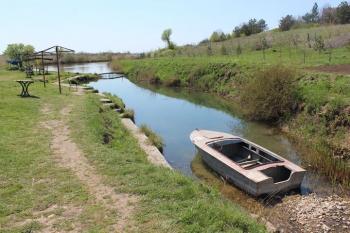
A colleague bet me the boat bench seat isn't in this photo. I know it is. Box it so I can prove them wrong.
[238,159,261,168]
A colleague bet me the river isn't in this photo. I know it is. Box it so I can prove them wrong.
[49,62,338,198]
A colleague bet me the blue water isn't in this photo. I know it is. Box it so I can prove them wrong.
[88,78,246,174]
[50,62,340,195]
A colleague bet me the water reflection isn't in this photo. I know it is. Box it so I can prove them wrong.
[49,62,111,74]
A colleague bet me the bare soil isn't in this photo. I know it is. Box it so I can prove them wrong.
[265,193,350,232]
[303,63,350,75]
[37,89,138,232]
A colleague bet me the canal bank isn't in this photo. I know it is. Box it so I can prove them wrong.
[55,68,350,232]
[0,65,265,232]
[51,63,311,183]
[51,62,350,232]
[59,80,172,169]
[75,75,350,233]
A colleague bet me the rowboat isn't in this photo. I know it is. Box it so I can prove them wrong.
[190,129,306,197]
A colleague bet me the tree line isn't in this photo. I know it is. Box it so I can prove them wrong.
[203,1,350,44]
[279,1,350,31]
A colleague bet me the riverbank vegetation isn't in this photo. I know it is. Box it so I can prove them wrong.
[110,23,350,189]
[140,124,165,152]
[0,67,265,232]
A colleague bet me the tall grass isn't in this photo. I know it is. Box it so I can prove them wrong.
[292,137,350,188]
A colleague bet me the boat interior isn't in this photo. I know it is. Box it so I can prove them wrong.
[208,139,292,183]
[209,139,283,167]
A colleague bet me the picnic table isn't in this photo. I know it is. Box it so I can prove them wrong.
[14,80,34,96]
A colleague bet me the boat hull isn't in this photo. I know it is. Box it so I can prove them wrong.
[190,129,306,197]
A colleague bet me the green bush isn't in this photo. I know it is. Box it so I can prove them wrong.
[240,64,298,121]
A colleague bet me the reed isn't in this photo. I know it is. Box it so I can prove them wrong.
[292,136,350,189]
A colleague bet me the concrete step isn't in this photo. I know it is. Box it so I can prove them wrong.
[100,98,112,103]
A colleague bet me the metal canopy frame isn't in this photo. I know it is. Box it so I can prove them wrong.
[35,45,75,93]
[22,55,53,83]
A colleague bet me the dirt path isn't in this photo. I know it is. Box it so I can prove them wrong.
[38,90,138,232]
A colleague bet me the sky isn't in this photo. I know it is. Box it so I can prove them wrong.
[1,0,343,54]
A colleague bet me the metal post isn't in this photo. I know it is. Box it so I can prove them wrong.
[56,46,61,94]
[41,52,46,87]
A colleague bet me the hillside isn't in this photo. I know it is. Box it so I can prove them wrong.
[152,24,350,66]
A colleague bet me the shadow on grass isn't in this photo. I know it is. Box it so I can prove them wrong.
[18,95,40,99]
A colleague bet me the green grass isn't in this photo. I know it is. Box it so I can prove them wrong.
[140,124,165,152]
[0,69,91,232]
[0,67,266,232]
[169,24,350,65]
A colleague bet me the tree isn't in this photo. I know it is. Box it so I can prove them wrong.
[302,3,319,23]
[279,15,296,31]
[210,31,220,42]
[320,4,337,24]
[313,35,325,54]
[311,2,320,22]
[240,19,267,36]
[236,41,243,57]
[220,45,228,55]
[198,38,209,45]
[206,45,212,56]
[3,43,35,67]
[240,23,251,36]
[219,32,227,41]
[233,26,241,37]
[336,1,350,24]
[161,29,175,49]
[257,19,268,32]
[260,37,269,60]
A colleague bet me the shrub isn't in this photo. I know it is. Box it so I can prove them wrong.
[165,77,181,87]
[138,70,159,84]
[240,64,298,122]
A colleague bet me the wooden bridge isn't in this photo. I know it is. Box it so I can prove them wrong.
[98,72,124,79]
[98,72,124,75]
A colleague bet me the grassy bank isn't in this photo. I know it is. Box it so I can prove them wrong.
[111,46,350,189]
[0,68,265,232]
